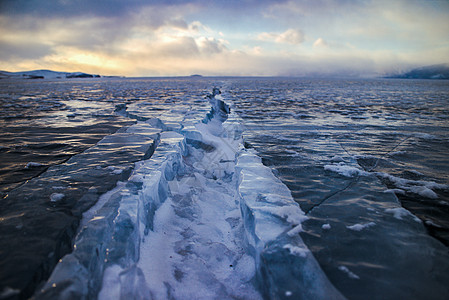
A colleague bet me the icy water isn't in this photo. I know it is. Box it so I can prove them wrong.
[225,78,449,244]
[0,79,207,197]
[1,77,448,299]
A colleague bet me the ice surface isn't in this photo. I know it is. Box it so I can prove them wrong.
[3,78,445,299]
[300,161,449,299]
[27,122,160,299]
[236,150,344,300]
[376,171,447,199]
[34,89,345,299]
[224,78,449,299]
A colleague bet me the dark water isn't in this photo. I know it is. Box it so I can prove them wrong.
[1,77,448,299]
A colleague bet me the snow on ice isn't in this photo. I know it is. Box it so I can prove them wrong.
[35,89,344,300]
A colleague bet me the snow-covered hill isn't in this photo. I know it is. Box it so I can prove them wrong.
[0,69,101,79]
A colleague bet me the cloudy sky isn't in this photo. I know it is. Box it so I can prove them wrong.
[1,0,448,77]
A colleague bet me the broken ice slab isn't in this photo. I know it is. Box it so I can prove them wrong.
[36,128,185,299]
[300,171,449,300]
[236,150,345,300]
[0,123,160,299]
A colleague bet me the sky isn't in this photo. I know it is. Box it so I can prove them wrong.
[1,0,448,77]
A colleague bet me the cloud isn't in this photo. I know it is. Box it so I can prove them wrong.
[155,36,201,58]
[0,0,140,18]
[258,28,305,44]
[0,0,289,19]
[270,0,449,48]
[313,38,329,48]
[196,37,228,55]
[0,0,199,18]
[0,41,53,60]
[0,0,448,76]
[188,21,210,32]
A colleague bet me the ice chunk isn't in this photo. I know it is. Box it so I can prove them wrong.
[49,193,64,202]
[236,150,344,299]
[408,185,438,199]
[324,163,369,177]
[322,223,331,230]
[330,155,346,162]
[283,244,308,257]
[106,166,124,175]
[376,171,446,199]
[25,162,43,168]
[383,188,406,195]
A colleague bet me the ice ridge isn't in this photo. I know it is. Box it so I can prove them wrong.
[35,89,343,299]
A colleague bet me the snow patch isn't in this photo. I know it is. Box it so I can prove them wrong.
[385,208,421,223]
[324,163,369,178]
[25,162,43,169]
[346,222,376,231]
[376,172,446,199]
[49,193,65,202]
[283,244,308,257]
[383,188,406,195]
[413,132,437,140]
[106,166,123,175]
[322,223,331,230]
[338,266,360,279]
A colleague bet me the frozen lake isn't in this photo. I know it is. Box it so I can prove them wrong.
[0,77,448,299]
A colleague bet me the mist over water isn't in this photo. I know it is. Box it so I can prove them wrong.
[1,77,448,299]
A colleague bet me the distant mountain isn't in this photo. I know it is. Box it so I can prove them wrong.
[387,63,449,79]
[0,69,101,80]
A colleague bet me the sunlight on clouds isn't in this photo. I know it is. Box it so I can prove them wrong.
[196,37,228,55]
[258,28,305,44]
[0,0,448,76]
[62,52,116,68]
[251,46,263,55]
[43,47,123,74]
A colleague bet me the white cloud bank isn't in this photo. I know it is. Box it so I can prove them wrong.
[258,28,305,44]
